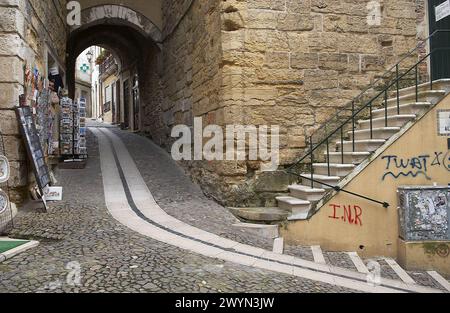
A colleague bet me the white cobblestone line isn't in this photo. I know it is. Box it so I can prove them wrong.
[273,238,284,254]
[348,252,369,274]
[384,258,416,285]
[311,246,327,265]
[427,271,450,292]
[91,127,442,293]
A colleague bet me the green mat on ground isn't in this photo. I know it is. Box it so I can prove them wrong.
[0,241,28,254]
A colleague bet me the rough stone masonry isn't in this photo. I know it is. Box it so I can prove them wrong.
[0,0,67,203]
[0,0,430,208]
[143,0,428,207]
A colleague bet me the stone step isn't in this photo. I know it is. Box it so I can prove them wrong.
[327,151,371,165]
[349,127,401,141]
[358,114,416,129]
[229,207,289,222]
[288,184,326,202]
[276,196,311,220]
[299,173,340,189]
[386,89,446,107]
[337,139,386,153]
[395,79,450,97]
[232,222,280,239]
[313,163,355,177]
[371,102,431,119]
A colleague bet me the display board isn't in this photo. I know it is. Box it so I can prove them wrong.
[16,106,51,191]
[398,186,450,241]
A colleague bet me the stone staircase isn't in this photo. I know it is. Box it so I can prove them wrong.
[230,79,450,223]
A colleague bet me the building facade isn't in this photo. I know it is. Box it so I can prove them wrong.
[0,0,449,272]
[0,0,67,203]
[0,0,444,206]
[75,48,92,116]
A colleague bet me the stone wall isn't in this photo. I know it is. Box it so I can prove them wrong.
[222,0,426,164]
[142,0,228,199]
[145,0,430,207]
[216,0,428,206]
[0,0,67,203]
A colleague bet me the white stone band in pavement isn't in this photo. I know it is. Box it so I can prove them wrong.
[91,127,443,294]
[311,246,326,265]
[427,271,450,292]
[348,252,369,274]
[384,258,416,285]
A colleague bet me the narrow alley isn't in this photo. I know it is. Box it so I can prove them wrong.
[1,0,449,302]
[1,124,358,293]
[1,124,447,293]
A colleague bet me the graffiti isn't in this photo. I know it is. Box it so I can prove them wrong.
[436,244,450,257]
[328,204,363,226]
[382,151,450,181]
[423,243,450,258]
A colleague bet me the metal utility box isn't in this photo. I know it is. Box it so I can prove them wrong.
[398,186,450,241]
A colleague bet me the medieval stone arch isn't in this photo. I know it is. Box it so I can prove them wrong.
[70,4,162,43]
[66,5,163,129]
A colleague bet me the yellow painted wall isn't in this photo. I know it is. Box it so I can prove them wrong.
[282,94,450,264]
[398,239,450,275]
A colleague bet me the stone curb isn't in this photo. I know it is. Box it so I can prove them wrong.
[0,240,39,263]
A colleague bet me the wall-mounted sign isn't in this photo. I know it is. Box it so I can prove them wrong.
[16,106,51,191]
[398,186,449,241]
[436,0,450,22]
[80,64,90,73]
[437,109,450,136]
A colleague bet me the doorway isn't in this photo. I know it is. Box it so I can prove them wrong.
[132,75,140,131]
[123,79,130,129]
[115,80,121,125]
[428,0,450,80]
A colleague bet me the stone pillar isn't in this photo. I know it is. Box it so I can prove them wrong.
[0,0,28,203]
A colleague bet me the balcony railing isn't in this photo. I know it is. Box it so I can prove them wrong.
[99,55,116,75]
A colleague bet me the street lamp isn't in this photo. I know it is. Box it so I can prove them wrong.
[86,49,93,63]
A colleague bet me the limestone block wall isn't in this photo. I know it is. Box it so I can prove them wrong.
[221,0,427,166]
[0,0,67,202]
[143,0,430,207]
[142,0,230,202]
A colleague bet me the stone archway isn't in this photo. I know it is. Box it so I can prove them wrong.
[66,4,163,130]
[71,5,162,43]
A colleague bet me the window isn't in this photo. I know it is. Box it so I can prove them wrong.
[105,85,112,104]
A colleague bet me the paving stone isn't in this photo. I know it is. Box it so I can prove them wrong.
[0,128,357,293]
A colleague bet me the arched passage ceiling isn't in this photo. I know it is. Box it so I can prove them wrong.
[70,2,163,43]
[66,23,157,98]
[77,0,163,30]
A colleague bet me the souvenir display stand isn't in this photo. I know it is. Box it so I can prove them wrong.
[59,97,88,169]
[14,62,65,210]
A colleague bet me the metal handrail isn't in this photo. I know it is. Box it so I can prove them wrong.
[286,29,450,208]
[305,29,450,143]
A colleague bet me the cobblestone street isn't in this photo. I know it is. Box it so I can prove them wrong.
[0,128,358,293]
[1,0,450,300]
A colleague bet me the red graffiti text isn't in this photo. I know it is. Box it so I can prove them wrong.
[328,204,363,226]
